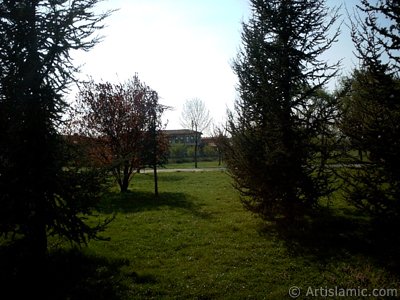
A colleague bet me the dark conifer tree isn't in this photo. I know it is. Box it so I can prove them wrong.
[338,67,400,221]
[0,0,112,259]
[226,0,340,221]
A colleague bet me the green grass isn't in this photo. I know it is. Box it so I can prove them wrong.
[2,171,400,299]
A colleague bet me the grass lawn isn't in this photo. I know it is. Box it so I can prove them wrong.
[2,171,400,299]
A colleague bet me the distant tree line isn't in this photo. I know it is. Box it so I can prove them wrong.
[168,143,220,163]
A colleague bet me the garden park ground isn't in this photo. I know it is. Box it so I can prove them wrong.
[1,164,400,299]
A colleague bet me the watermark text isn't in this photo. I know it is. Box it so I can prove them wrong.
[288,286,398,298]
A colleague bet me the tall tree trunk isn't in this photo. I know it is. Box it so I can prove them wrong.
[121,177,129,192]
[152,123,159,197]
[194,141,198,168]
[194,130,198,168]
[120,162,130,192]
[153,164,158,197]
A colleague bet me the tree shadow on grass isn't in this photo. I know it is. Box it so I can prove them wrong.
[0,242,143,300]
[97,190,211,219]
[137,172,186,183]
[258,208,400,276]
[156,173,187,182]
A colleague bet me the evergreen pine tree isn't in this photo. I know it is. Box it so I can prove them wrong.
[226,0,340,221]
[338,0,400,222]
[0,0,112,259]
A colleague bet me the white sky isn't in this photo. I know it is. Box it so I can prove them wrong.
[71,0,360,134]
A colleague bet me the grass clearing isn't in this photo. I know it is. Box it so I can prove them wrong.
[2,171,400,299]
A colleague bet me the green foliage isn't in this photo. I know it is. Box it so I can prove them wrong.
[226,0,340,221]
[202,144,218,158]
[168,143,189,162]
[338,0,400,222]
[186,145,195,158]
[175,144,189,158]
[338,69,400,221]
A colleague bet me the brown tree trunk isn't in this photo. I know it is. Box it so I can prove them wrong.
[153,164,158,197]
[120,161,131,192]
[121,175,130,192]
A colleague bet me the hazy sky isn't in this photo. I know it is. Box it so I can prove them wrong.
[71,0,360,133]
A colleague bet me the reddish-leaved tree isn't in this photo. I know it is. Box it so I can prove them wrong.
[72,75,168,192]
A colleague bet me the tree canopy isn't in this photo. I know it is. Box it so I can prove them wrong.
[73,75,168,192]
